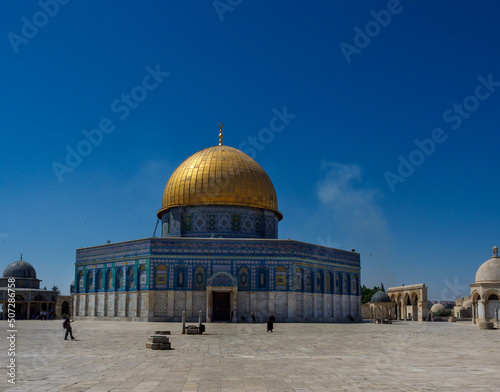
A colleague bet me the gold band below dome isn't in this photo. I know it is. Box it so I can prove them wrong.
[157,145,282,220]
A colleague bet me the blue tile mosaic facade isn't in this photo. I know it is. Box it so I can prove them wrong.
[74,237,360,296]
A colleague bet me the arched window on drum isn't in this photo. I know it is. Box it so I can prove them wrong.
[176,266,186,289]
[335,272,342,294]
[155,265,168,289]
[305,269,313,292]
[138,265,147,290]
[126,267,135,291]
[275,266,287,291]
[77,271,84,293]
[86,271,93,293]
[257,267,268,290]
[343,273,350,295]
[106,269,113,291]
[115,267,124,290]
[295,267,303,291]
[96,269,103,291]
[238,266,250,290]
[326,271,334,294]
[193,265,205,291]
[352,275,359,295]
[315,270,323,293]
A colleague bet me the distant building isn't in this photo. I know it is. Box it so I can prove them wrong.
[387,284,429,321]
[453,296,472,319]
[470,246,500,327]
[0,255,70,319]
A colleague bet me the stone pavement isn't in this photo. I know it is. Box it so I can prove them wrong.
[1,320,499,391]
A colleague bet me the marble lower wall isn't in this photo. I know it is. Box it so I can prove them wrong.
[73,292,362,322]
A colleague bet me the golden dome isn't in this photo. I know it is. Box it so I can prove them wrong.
[157,145,282,220]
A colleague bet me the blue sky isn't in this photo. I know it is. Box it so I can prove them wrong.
[1,1,499,300]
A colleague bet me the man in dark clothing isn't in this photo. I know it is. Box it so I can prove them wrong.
[63,316,75,340]
[266,315,275,332]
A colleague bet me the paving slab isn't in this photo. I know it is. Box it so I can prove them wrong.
[0,320,499,391]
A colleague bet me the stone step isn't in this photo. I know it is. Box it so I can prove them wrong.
[148,336,170,343]
[145,342,172,350]
[154,331,171,335]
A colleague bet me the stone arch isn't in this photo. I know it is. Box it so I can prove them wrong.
[410,291,419,304]
[61,300,70,316]
[483,290,500,301]
[207,271,238,287]
[33,294,46,302]
[15,294,26,301]
[485,291,500,320]
[409,292,419,321]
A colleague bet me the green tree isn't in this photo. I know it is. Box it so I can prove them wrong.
[51,285,61,294]
[433,308,452,317]
[361,284,385,304]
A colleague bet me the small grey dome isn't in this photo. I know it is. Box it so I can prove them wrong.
[3,259,37,279]
[371,290,391,303]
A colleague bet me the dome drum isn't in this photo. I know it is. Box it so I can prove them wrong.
[161,205,279,239]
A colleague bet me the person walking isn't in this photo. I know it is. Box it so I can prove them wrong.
[63,315,75,340]
[266,314,275,332]
[251,311,256,323]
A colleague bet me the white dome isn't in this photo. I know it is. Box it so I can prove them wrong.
[475,246,500,283]
[462,299,472,308]
[431,303,445,313]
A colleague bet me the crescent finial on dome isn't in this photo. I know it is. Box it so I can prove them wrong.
[493,245,498,257]
[218,123,224,146]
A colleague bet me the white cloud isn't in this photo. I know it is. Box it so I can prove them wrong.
[315,161,392,262]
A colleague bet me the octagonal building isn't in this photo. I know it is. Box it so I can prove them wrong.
[73,131,361,322]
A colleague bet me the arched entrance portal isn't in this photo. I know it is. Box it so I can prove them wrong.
[212,292,231,321]
[206,272,238,323]
[62,301,70,316]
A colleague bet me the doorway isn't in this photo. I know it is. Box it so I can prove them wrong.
[212,292,230,321]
